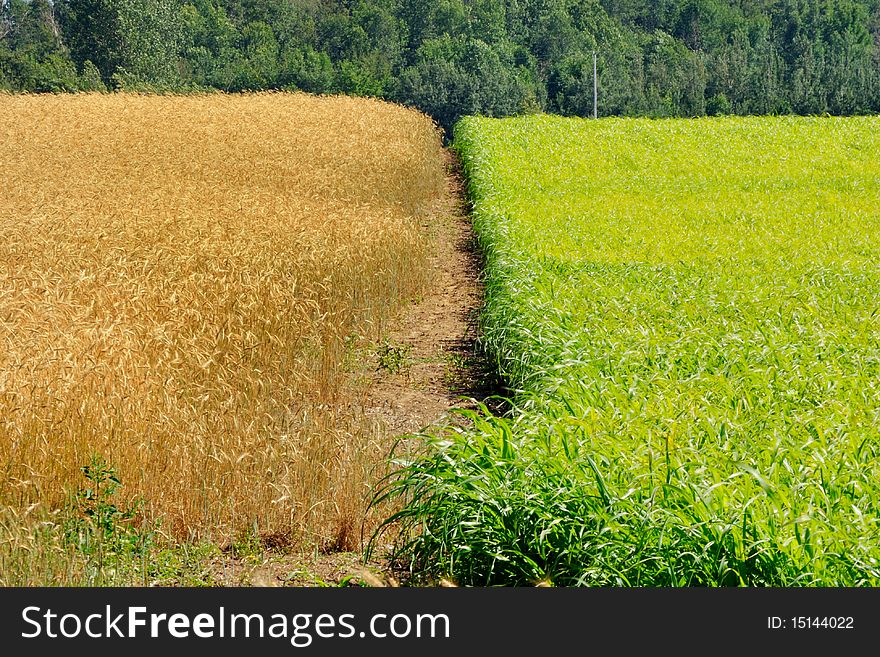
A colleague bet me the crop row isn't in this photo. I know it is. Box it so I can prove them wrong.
[376,115,880,586]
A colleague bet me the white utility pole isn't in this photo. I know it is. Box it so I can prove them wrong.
[593,51,598,119]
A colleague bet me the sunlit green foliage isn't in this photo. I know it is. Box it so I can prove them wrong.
[374,115,880,586]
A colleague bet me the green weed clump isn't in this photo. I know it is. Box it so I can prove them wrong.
[373,114,880,586]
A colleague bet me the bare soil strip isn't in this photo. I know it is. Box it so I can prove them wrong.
[359,150,494,434]
[208,150,496,586]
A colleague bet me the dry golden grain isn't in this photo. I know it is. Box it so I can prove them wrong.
[0,91,445,550]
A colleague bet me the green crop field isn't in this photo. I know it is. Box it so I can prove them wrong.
[374,115,880,586]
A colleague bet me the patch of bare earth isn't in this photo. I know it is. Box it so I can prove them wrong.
[359,151,497,433]
[204,150,499,587]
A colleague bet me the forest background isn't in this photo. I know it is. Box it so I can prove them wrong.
[2,0,879,132]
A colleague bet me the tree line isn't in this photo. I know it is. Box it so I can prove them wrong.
[2,0,879,132]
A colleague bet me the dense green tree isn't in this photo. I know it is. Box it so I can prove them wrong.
[3,0,879,129]
[59,0,181,87]
[179,0,239,87]
[397,34,535,132]
[58,0,123,82]
[468,0,507,44]
[1,0,94,90]
[548,51,597,116]
[114,0,182,86]
[277,45,335,92]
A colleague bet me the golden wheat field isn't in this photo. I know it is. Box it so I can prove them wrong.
[0,92,445,572]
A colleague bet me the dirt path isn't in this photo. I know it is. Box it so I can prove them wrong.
[359,150,496,435]
[207,150,497,586]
